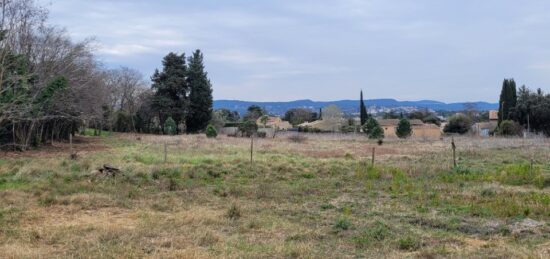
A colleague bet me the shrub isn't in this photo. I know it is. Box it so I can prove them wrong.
[362,117,384,139]
[238,120,258,137]
[205,124,217,138]
[163,117,177,135]
[398,236,421,251]
[396,118,412,139]
[444,113,472,134]
[498,120,522,136]
[334,217,352,231]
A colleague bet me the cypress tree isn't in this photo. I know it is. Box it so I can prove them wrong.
[498,78,518,125]
[151,53,188,132]
[186,50,213,133]
[360,90,368,125]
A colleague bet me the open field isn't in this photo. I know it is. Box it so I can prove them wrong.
[1,133,550,258]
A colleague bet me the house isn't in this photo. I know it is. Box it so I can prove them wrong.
[472,110,498,137]
[298,119,346,132]
[256,116,292,130]
[489,110,498,121]
[378,119,441,139]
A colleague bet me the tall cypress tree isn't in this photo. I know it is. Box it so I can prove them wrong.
[186,50,213,133]
[360,90,368,125]
[498,78,518,125]
[151,52,188,132]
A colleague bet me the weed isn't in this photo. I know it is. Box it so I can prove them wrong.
[226,203,241,220]
[333,217,352,231]
[398,235,421,251]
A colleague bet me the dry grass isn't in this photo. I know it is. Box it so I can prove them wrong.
[1,133,550,258]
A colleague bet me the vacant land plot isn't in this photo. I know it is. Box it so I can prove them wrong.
[1,133,550,258]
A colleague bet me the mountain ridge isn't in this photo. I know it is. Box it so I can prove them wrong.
[214,99,498,116]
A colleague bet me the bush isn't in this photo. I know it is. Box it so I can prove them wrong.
[362,117,384,139]
[238,120,258,137]
[444,113,472,134]
[334,217,352,231]
[396,118,412,139]
[498,120,522,136]
[205,124,217,138]
[163,117,177,135]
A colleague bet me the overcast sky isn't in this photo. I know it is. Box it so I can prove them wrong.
[40,0,550,102]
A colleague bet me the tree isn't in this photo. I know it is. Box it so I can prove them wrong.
[214,109,240,123]
[186,50,213,133]
[498,79,517,125]
[164,117,177,135]
[396,118,412,139]
[362,117,384,139]
[151,52,188,133]
[205,124,217,138]
[360,90,368,125]
[244,105,264,121]
[284,108,316,126]
[444,114,472,134]
[238,120,258,137]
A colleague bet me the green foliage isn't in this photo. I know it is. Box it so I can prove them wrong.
[398,236,421,251]
[244,105,265,121]
[498,120,522,136]
[284,108,317,126]
[395,118,412,139]
[498,78,517,125]
[205,124,218,138]
[354,221,391,248]
[163,117,177,135]
[360,90,369,125]
[151,52,188,130]
[362,117,384,139]
[333,217,352,231]
[238,120,258,137]
[34,76,67,108]
[186,50,213,133]
[444,113,472,134]
[498,163,543,187]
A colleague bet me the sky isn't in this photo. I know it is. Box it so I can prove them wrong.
[39,0,550,102]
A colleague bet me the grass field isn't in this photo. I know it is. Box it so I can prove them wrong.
[1,133,550,258]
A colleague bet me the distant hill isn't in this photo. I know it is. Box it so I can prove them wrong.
[214,99,498,116]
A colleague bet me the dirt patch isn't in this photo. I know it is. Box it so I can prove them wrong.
[1,136,109,159]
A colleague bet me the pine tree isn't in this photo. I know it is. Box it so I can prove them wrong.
[186,50,213,133]
[151,52,188,132]
[360,90,368,125]
[396,118,412,139]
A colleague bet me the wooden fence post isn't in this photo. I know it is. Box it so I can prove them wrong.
[371,147,375,167]
[451,137,457,168]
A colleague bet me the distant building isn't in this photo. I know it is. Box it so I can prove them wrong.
[256,116,292,130]
[472,110,499,137]
[378,119,441,139]
[489,110,498,121]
